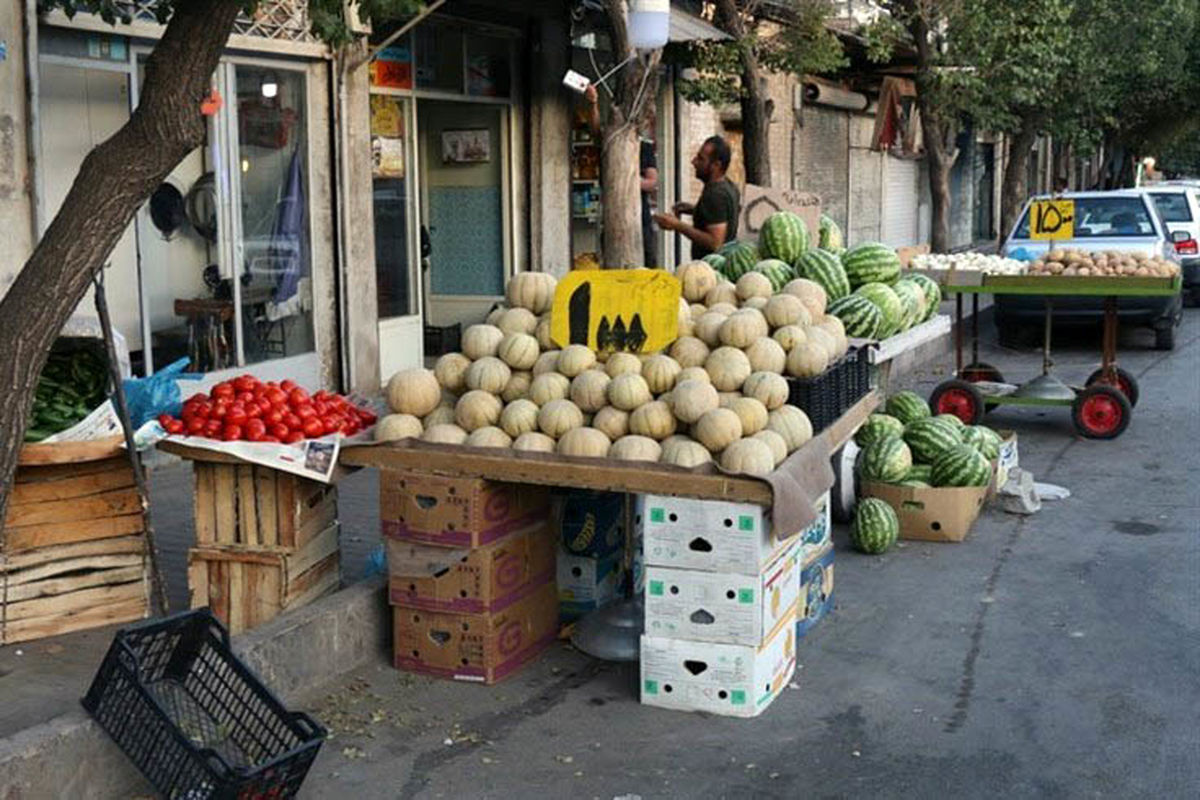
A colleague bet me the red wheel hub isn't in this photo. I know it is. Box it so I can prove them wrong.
[935,389,977,424]
[1080,394,1123,434]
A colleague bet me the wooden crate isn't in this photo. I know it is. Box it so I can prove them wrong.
[187,523,341,635]
[2,454,150,645]
[192,461,337,551]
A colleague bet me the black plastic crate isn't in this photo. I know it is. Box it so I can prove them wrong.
[424,323,462,357]
[786,346,870,434]
[82,610,325,800]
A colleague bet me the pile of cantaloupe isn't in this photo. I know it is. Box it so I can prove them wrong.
[376,263,850,477]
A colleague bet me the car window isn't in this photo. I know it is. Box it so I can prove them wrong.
[1014,196,1156,239]
[1149,192,1194,222]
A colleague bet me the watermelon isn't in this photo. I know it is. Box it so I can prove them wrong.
[759,211,810,264]
[893,279,927,331]
[842,242,901,288]
[852,498,899,554]
[795,248,851,301]
[858,436,913,483]
[854,283,904,338]
[897,479,930,488]
[719,241,760,280]
[755,259,795,292]
[702,253,727,273]
[935,413,967,432]
[827,295,882,339]
[854,413,906,448]
[819,213,843,251]
[931,444,993,487]
[903,417,963,464]
[885,391,930,425]
[906,272,943,320]
[905,464,933,483]
[962,425,1002,460]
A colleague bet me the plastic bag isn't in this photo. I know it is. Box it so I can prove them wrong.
[122,357,203,428]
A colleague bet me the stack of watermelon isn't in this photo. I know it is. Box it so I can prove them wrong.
[818,241,943,342]
[854,390,1001,490]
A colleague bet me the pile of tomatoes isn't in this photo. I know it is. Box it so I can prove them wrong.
[158,375,377,443]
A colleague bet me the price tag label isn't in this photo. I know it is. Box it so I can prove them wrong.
[1029,199,1074,240]
[551,270,680,353]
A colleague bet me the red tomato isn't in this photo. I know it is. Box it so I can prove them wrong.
[285,412,303,429]
[226,404,248,426]
[266,388,288,407]
[265,409,284,426]
[222,423,243,442]
[312,400,329,416]
[284,430,305,445]
[158,413,174,427]
[302,418,324,438]
[261,436,281,444]
[270,423,290,440]
[256,397,273,414]
[211,404,228,420]
[193,401,213,420]
[164,418,186,435]
[245,403,263,419]
[321,416,340,435]
[338,419,356,436]
[295,404,317,420]
[212,383,235,399]
[204,419,223,437]
[187,417,206,435]
[185,392,209,404]
[288,387,310,407]
[244,418,267,441]
[234,375,257,393]
[234,391,252,405]
[357,409,378,425]
[280,379,297,392]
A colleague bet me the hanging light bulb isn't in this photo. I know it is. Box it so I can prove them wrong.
[260,76,278,98]
[628,0,670,50]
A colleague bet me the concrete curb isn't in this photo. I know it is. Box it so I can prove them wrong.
[0,577,389,798]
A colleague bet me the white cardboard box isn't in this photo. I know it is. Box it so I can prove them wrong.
[640,609,798,718]
[638,494,799,575]
[644,540,801,646]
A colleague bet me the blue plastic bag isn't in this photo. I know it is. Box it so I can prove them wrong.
[122,357,203,427]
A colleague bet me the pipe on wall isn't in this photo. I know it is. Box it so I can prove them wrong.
[803,82,869,113]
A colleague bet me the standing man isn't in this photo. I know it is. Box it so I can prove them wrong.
[653,136,740,260]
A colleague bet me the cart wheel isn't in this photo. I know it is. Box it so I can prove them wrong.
[960,362,1005,384]
[1072,386,1131,440]
[930,379,985,425]
[1085,367,1139,408]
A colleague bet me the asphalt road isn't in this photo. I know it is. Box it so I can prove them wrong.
[300,308,1200,799]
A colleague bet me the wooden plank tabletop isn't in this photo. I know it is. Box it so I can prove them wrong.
[339,391,879,504]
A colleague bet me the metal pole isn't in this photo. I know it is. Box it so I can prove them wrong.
[1102,296,1117,378]
[971,293,980,366]
[955,292,964,373]
[1042,298,1054,377]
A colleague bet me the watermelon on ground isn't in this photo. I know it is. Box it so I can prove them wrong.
[903,417,963,464]
[893,279,927,331]
[754,259,795,292]
[854,283,905,338]
[931,444,993,487]
[962,425,1002,460]
[858,436,913,483]
[718,241,760,280]
[852,498,899,554]
[854,413,906,448]
[759,211,810,265]
[795,248,851,301]
[819,213,843,251]
[702,253,727,273]
[905,464,933,483]
[886,391,930,425]
[842,242,901,288]
[827,295,882,339]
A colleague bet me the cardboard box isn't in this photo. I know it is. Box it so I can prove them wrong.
[800,491,831,557]
[644,540,801,646]
[387,522,555,614]
[861,481,988,543]
[393,581,558,684]
[637,495,799,575]
[557,547,623,621]
[380,471,550,547]
[797,542,834,639]
[555,489,625,559]
[640,609,798,718]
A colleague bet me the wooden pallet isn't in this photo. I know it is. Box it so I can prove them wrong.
[192,461,337,551]
[187,523,341,635]
[3,455,150,645]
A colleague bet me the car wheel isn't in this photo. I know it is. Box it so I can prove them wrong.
[1155,323,1176,351]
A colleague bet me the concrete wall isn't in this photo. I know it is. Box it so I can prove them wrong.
[848,113,883,244]
[343,58,380,393]
[528,12,571,278]
[794,104,851,235]
[0,0,34,300]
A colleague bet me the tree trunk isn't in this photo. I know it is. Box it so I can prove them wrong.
[926,144,954,253]
[908,5,957,253]
[601,125,644,268]
[713,0,771,186]
[1000,123,1038,243]
[0,1,243,543]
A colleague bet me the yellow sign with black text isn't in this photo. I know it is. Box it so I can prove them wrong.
[551,270,680,353]
[1029,199,1074,240]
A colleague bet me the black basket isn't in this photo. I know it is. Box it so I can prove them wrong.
[424,323,462,357]
[786,347,871,434]
[82,609,325,800]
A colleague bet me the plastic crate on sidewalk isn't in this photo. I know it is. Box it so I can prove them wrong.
[82,609,326,799]
[785,347,870,434]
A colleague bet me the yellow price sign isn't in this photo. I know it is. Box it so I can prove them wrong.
[551,270,680,353]
[1029,199,1075,240]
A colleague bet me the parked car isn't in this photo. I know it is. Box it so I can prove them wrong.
[1143,183,1200,304]
[999,190,1183,350]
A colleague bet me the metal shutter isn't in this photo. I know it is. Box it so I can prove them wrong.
[882,155,919,247]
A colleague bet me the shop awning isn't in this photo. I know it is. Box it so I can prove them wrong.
[669,5,730,43]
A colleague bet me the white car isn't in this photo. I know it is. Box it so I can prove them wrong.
[1142,183,1200,304]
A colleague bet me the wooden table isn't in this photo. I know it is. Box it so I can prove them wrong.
[340,391,879,505]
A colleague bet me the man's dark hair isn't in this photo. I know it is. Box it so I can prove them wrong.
[703,135,731,172]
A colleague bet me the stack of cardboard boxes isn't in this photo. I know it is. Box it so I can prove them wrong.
[380,472,559,684]
[554,490,626,622]
[637,492,833,718]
